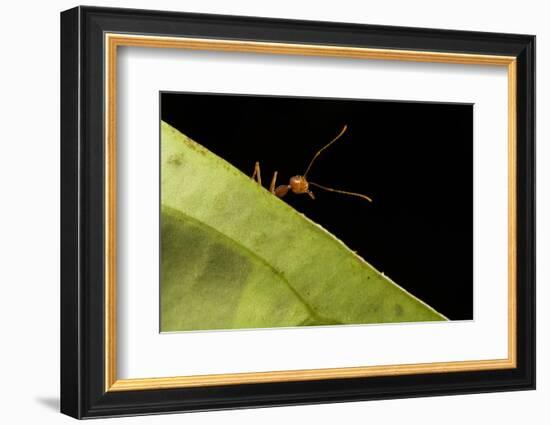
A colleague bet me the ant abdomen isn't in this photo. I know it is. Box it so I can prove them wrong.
[274,185,290,198]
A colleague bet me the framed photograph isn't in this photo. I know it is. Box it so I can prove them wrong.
[60,6,535,419]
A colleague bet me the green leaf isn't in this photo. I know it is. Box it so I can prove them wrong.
[161,121,447,332]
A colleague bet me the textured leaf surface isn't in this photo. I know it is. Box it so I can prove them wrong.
[161,121,446,331]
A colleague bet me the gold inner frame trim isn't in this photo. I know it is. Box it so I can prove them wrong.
[104,33,518,392]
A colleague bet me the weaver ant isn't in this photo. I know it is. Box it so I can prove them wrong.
[251,124,372,203]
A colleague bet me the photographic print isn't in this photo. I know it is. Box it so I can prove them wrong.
[61,8,535,417]
[160,92,473,332]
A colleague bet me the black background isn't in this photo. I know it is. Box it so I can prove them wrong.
[161,92,473,320]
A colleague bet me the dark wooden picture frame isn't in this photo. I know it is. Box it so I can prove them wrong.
[61,5,535,419]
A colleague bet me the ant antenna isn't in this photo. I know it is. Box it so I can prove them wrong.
[309,181,373,202]
[303,124,348,179]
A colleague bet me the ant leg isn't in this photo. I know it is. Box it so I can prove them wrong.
[269,171,278,194]
[251,161,262,186]
[307,191,315,200]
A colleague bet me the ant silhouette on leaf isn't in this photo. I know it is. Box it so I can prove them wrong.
[251,124,372,203]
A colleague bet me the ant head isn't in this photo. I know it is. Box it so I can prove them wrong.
[289,175,309,194]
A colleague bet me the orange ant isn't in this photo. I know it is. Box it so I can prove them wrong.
[251,124,372,203]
